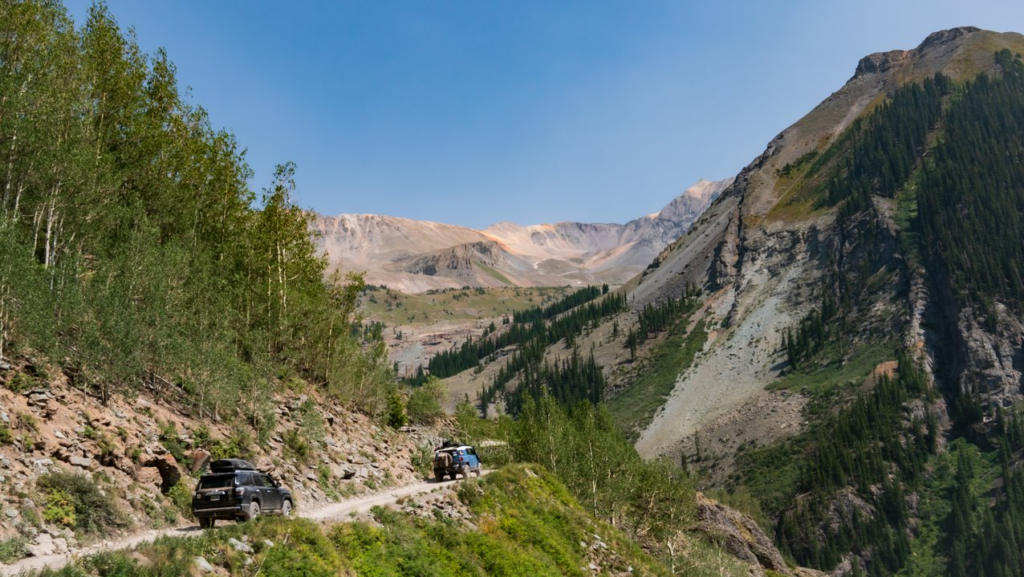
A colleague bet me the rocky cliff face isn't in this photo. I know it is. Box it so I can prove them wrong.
[627,27,1024,462]
[311,178,731,293]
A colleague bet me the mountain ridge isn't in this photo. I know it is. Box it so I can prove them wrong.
[313,177,732,292]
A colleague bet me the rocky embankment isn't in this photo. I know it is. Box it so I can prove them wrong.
[0,355,439,563]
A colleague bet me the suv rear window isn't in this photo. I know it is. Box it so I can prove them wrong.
[198,475,237,489]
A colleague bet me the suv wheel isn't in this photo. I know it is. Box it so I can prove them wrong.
[281,499,292,517]
[246,501,261,521]
[435,471,444,482]
[199,517,214,529]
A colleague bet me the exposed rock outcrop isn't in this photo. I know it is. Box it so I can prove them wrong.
[697,493,825,577]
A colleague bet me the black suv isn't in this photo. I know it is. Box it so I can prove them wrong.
[192,459,293,528]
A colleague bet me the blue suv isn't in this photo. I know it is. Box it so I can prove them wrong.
[433,445,481,481]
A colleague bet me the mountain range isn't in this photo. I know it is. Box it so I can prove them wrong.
[312,177,732,292]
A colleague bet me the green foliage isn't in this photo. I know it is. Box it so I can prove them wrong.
[156,420,189,469]
[411,443,436,477]
[819,73,949,219]
[294,399,325,450]
[609,318,707,441]
[43,489,76,528]
[406,376,446,425]
[0,0,392,424]
[6,372,34,394]
[0,537,28,564]
[632,283,702,344]
[418,291,627,384]
[478,285,697,415]
[770,340,897,411]
[282,428,310,462]
[512,285,604,324]
[167,479,195,521]
[208,429,254,461]
[384,391,408,428]
[37,470,126,534]
[498,346,606,415]
[0,425,13,445]
[916,51,1024,320]
[38,469,686,577]
[17,412,38,433]
[504,395,694,542]
[775,355,933,573]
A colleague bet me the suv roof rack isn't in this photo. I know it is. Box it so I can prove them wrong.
[209,458,257,473]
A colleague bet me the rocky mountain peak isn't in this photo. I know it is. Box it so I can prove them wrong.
[854,50,907,77]
[655,177,734,223]
[918,26,982,51]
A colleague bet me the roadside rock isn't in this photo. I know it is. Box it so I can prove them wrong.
[194,556,214,573]
[28,533,54,557]
[228,537,253,554]
[141,453,181,493]
[189,450,211,474]
[333,464,356,480]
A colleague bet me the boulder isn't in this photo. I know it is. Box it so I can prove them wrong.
[189,450,211,474]
[69,456,93,469]
[333,464,356,480]
[194,556,215,573]
[141,453,181,493]
[27,533,54,557]
[228,537,253,554]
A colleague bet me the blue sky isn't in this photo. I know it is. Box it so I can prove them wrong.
[67,1,1024,229]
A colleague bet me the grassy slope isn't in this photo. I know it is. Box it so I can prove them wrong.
[609,318,708,442]
[33,466,748,577]
[358,286,571,326]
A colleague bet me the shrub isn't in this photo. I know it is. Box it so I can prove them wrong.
[411,444,434,477]
[384,392,407,428]
[295,400,325,449]
[191,424,213,448]
[17,412,37,432]
[0,426,13,445]
[157,420,190,469]
[0,537,28,563]
[96,434,117,462]
[37,470,126,534]
[43,490,76,528]
[406,377,446,425]
[210,430,253,461]
[167,479,196,521]
[6,373,33,394]
[283,429,310,462]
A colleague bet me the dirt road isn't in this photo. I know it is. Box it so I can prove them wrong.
[0,475,478,576]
